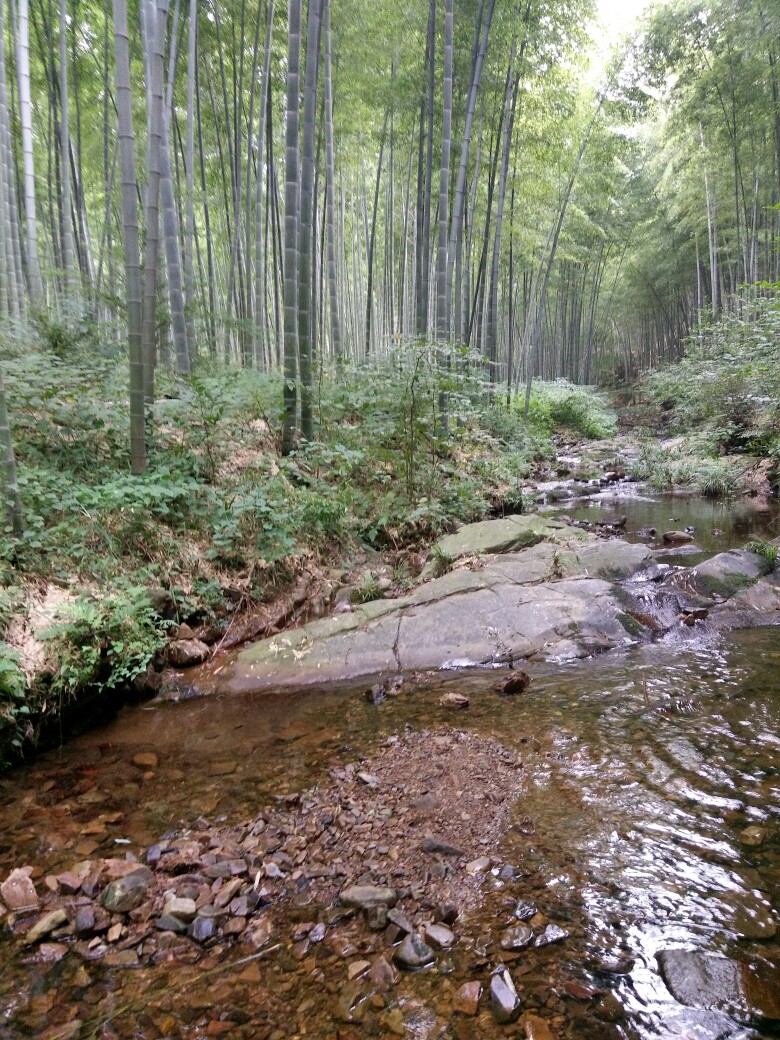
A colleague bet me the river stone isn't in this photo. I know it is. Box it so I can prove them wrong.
[425,923,456,949]
[465,857,491,874]
[500,924,534,951]
[439,692,469,709]
[663,531,694,545]
[156,913,187,934]
[0,868,39,911]
[422,516,577,576]
[101,867,153,914]
[513,900,537,921]
[167,638,210,667]
[186,919,214,944]
[225,542,650,691]
[684,549,773,599]
[387,908,414,934]
[453,981,481,1015]
[657,949,780,1022]
[534,924,569,947]
[74,905,96,938]
[739,826,767,847]
[339,885,398,910]
[490,966,522,1024]
[393,931,436,970]
[25,908,68,944]
[420,834,466,856]
[523,1013,555,1039]
[163,896,197,923]
[368,954,398,992]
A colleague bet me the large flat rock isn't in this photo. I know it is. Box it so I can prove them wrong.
[420,515,590,577]
[222,536,653,692]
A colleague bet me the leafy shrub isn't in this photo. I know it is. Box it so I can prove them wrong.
[41,586,168,700]
[0,642,29,764]
[525,380,617,439]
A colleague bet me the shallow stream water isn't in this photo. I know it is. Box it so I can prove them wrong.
[1,492,778,1040]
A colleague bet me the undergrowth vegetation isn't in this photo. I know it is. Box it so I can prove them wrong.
[641,286,780,460]
[0,321,620,761]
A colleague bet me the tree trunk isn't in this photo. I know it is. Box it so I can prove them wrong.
[16,0,43,303]
[298,0,323,441]
[0,361,23,535]
[113,0,146,473]
[281,0,302,455]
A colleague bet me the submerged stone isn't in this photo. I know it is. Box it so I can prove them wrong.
[393,931,436,970]
[100,867,153,914]
[490,966,521,1024]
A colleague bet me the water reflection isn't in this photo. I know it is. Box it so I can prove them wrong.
[0,629,778,1037]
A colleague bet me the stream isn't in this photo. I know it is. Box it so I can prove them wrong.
[0,490,778,1039]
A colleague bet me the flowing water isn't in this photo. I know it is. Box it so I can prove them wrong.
[1,493,779,1040]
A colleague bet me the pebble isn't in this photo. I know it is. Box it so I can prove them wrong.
[339,885,397,909]
[465,857,492,874]
[514,900,537,921]
[100,867,153,914]
[0,868,39,911]
[534,924,569,947]
[500,924,534,950]
[25,908,68,944]
[439,692,470,709]
[490,965,522,1023]
[424,923,456,949]
[739,825,767,847]
[453,980,481,1015]
[420,834,465,856]
[132,753,158,770]
[393,931,436,970]
[523,1013,555,1039]
[163,896,197,923]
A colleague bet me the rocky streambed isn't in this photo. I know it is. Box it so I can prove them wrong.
[2,495,780,1039]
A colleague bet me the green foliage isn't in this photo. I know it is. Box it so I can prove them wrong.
[746,541,779,566]
[0,636,28,761]
[641,287,780,455]
[353,572,382,604]
[525,381,618,439]
[40,586,168,701]
[633,441,741,497]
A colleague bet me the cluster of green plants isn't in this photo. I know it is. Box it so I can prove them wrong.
[524,380,618,439]
[641,286,780,459]
[632,440,742,498]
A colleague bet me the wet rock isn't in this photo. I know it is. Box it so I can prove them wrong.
[368,954,398,992]
[496,671,531,696]
[434,903,459,925]
[0,868,39,911]
[534,924,569,947]
[73,905,96,938]
[37,942,68,963]
[453,981,481,1015]
[592,953,635,975]
[336,979,369,1023]
[439,692,470,709]
[365,683,386,706]
[156,914,188,934]
[366,905,389,930]
[56,871,83,895]
[167,638,210,667]
[347,959,371,980]
[465,857,491,875]
[25,908,68,944]
[339,885,397,910]
[523,1013,555,1039]
[739,825,767,847]
[100,867,153,914]
[424,923,455,949]
[387,908,414,935]
[563,980,604,1000]
[420,834,466,856]
[656,949,780,1020]
[500,924,534,951]
[663,531,694,545]
[163,896,197,923]
[393,931,436,970]
[189,916,216,943]
[513,900,537,921]
[132,752,158,770]
[490,965,522,1024]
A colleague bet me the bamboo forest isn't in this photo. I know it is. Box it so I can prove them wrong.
[1,0,780,1037]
